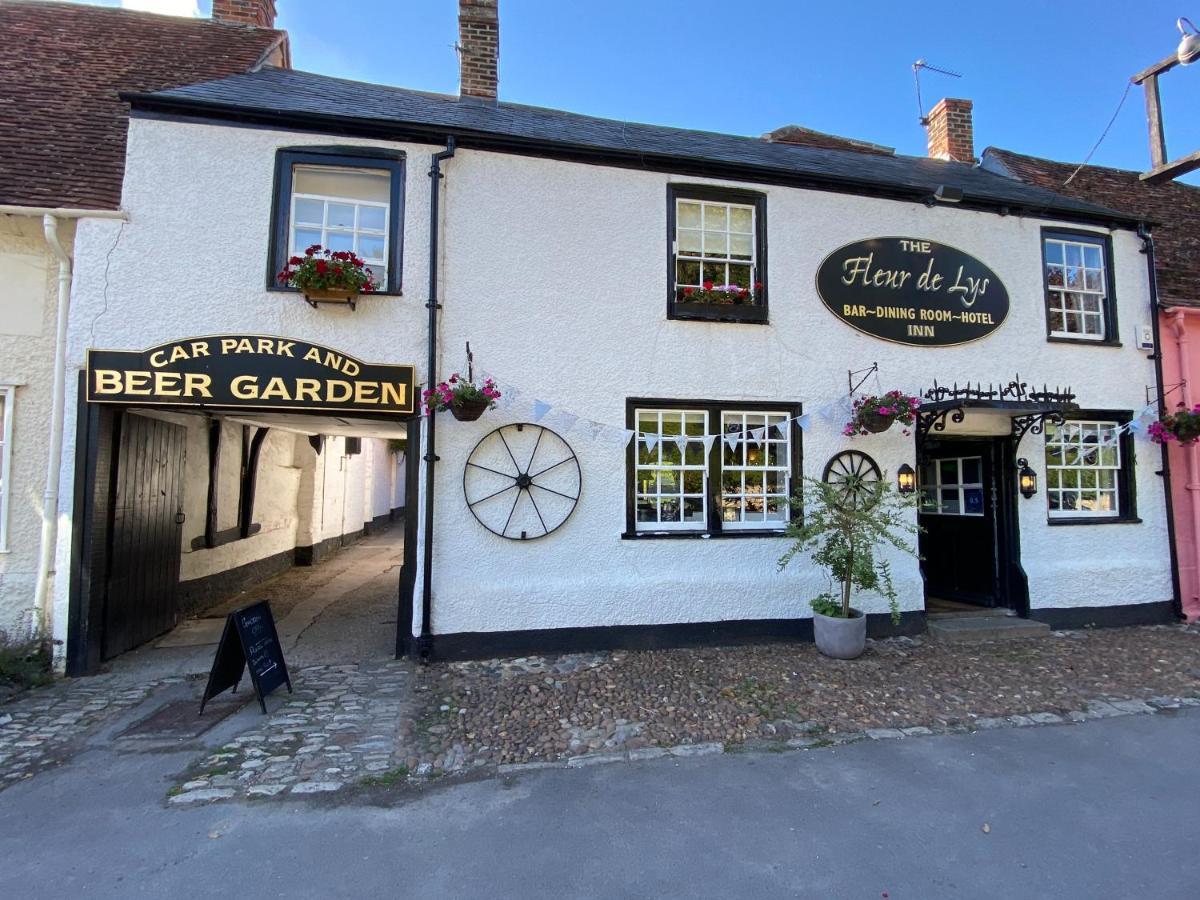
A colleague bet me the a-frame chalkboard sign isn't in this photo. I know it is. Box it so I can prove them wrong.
[199,600,292,715]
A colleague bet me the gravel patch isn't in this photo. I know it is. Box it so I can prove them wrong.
[411,624,1200,770]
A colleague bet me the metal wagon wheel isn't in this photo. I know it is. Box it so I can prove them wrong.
[821,450,883,511]
[463,423,581,540]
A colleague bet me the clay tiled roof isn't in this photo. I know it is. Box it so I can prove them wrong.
[983,147,1200,309]
[0,0,287,209]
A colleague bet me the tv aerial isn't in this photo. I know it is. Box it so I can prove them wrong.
[912,59,962,125]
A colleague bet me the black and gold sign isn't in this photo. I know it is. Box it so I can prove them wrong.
[86,335,415,415]
[816,237,1009,347]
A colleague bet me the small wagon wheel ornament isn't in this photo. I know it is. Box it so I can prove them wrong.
[463,423,581,540]
[822,450,883,510]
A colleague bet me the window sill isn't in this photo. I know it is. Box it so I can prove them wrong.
[1045,335,1122,348]
[1046,516,1142,526]
[622,529,790,540]
[668,303,768,325]
[267,286,404,298]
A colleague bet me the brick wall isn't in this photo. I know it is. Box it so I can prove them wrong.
[926,98,974,163]
[459,0,499,100]
[212,0,277,28]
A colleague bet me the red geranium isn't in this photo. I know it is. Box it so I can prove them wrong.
[277,244,378,294]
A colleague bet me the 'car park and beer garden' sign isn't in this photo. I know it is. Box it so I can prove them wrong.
[86,335,416,416]
[816,237,1009,347]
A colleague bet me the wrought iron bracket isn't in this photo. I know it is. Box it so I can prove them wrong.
[1011,411,1067,455]
[916,405,965,444]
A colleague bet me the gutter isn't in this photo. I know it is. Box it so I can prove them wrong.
[1139,223,1185,621]
[120,95,1140,232]
[418,137,456,660]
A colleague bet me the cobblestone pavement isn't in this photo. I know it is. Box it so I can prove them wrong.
[409,623,1200,771]
[168,661,415,804]
[0,674,183,789]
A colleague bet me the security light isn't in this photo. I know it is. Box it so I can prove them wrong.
[1178,17,1200,65]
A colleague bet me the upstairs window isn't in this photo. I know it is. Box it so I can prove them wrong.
[1042,230,1117,343]
[269,148,405,294]
[667,185,768,324]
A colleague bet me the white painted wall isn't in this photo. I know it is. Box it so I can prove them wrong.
[51,116,1173,653]
[0,215,70,640]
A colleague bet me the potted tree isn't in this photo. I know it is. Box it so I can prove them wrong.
[844,390,921,437]
[779,477,918,659]
[276,244,378,308]
[423,373,502,422]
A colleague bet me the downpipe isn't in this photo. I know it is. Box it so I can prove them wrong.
[1139,223,1184,620]
[419,137,456,661]
[31,215,72,641]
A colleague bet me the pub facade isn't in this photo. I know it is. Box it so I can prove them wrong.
[49,1,1178,670]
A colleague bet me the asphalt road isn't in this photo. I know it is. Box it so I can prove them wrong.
[1,708,1196,899]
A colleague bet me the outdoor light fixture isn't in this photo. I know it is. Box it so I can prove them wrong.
[1017,458,1038,499]
[1178,17,1200,65]
[897,463,916,494]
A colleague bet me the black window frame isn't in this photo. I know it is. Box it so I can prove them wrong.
[1044,408,1139,526]
[623,397,802,539]
[267,146,406,296]
[666,184,769,325]
[1039,227,1120,346]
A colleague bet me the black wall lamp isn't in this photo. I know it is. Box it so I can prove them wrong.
[897,463,916,494]
[1017,458,1038,499]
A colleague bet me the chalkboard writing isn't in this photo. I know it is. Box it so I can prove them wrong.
[199,600,292,715]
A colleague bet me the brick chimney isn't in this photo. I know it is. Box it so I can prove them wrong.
[458,0,499,101]
[211,0,277,28]
[926,98,974,163]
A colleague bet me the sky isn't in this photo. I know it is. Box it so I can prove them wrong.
[81,1,1200,184]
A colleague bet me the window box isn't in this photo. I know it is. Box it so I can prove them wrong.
[1041,229,1118,344]
[625,398,801,537]
[268,147,406,296]
[667,185,768,324]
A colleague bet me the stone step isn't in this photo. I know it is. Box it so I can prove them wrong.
[927,616,1051,642]
[927,606,1011,619]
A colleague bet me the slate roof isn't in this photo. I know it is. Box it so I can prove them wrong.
[984,148,1200,308]
[0,0,287,209]
[130,66,1140,227]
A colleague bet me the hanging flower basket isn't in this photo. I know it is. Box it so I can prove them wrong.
[1149,403,1200,446]
[844,390,922,437]
[423,374,501,421]
[276,244,378,309]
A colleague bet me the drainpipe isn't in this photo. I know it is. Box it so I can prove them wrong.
[31,215,73,640]
[419,137,456,660]
[1139,223,1184,620]
[1167,307,1200,620]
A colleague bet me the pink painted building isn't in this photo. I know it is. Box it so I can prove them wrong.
[984,148,1200,620]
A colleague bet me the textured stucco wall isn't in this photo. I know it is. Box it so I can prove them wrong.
[51,117,1174,650]
[0,216,72,639]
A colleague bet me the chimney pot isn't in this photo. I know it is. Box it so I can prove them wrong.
[926,98,974,163]
[211,0,277,28]
[459,0,499,101]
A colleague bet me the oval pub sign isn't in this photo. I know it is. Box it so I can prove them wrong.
[816,237,1009,347]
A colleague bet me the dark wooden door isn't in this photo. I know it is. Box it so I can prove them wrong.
[103,413,187,659]
[918,439,1000,607]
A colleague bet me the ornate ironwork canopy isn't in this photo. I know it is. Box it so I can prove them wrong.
[916,376,1079,452]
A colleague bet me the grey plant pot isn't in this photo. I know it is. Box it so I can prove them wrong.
[813,608,867,660]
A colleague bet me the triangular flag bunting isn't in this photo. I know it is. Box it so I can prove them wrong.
[587,419,606,441]
[673,435,689,453]
[644,432,659,452]
[531,399,552,422]
[723,431,740,451]
[622,428,637,447]
[702,434,717,454]
[1127,419,1142,434]
[750,427,767,446]
[556,411,579,433]
[797,413,811,431]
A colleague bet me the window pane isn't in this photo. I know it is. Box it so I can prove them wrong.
[327,202,356,228]
[636,498,658,522]
[294,198,323,225]
[1083,244,1102,268]
[1044,240,1064,264]
[728,265,752,289]
[294,165,390,203]
[939,459,959,485]
[683,497,705,522]
[963,488,984,515]
[730,207,753,232]
[1046,265,1064,287]
[730,233,753,260]
[293,227,321,250]
[358,235,386,260]
[678,201,702,228]
[359,205,387,231]
[703,204,727,230]
[703,231,728,256]
[961,458,981,484]
[325,232,354,252]
[678,229,702,256]
[677,260,701,287]
[1065,243,1082,267]
[940,490,960,514]
[702,262,725,284]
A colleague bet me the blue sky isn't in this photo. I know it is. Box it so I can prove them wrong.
[93,1,1200,182]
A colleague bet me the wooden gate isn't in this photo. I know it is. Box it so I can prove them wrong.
[103,413,187,659]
